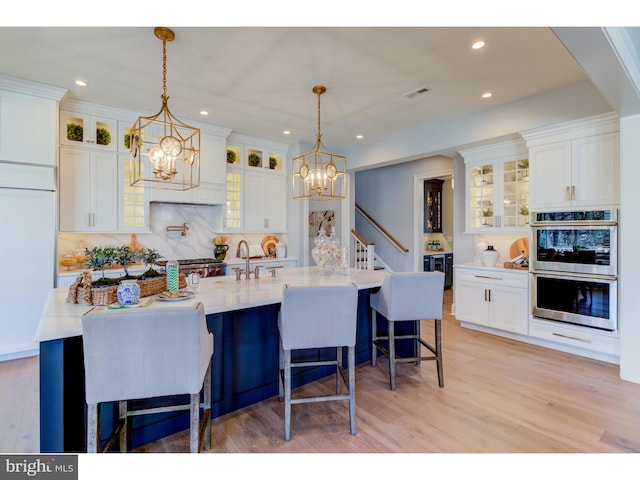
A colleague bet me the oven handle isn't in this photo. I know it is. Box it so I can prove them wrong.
[530,270,617,281]
[530,220,617,227]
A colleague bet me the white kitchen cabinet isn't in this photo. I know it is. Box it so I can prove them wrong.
[0,89,59,166]
[60,109,117,152]
[522,113,619,210]
[244,170,287,232]
[460,139,530,233]
[245,144,285,172]
[454,265,529,335]
[59,146,118,232]
[222,135,289,233]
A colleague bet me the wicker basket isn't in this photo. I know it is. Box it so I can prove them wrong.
[138,274,187,298]
[68,273,187,306]
[82,285,118,306]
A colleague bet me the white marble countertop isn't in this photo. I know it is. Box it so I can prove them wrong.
[35,266,386,343]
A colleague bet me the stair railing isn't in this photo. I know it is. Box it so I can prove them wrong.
[351,229,375,270]
[355,203,409,253]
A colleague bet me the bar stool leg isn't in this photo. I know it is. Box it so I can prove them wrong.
[87,403,99,453]
[388,319,396,391]
[371,310,378,367]
[348,345,356,435]
[203,361,212,451]
[278,340,284,401]
[435,319,444,387]
[284,349,292,441]
[118,400,127,452]
[336,347,341,394]
[415,320,422,365]
[189,393,199,453]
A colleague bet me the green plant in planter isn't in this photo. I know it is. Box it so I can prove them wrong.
[269,156,278,169]
[124,133,141,150]
[141,248,162,278]
[248,152,261,167]
[113,245,141,279]
[67,123,83,142]
[517,159,529,170]
[84,246,117,286]
[96,127,111,146]
[227,149,237,164]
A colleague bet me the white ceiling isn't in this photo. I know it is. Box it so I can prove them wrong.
[0,26,607,150]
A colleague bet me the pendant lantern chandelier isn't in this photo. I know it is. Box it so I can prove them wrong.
[292,86,346,200]
[129,27,200,190]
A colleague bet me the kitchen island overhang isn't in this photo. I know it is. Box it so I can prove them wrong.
[36,267,388,453]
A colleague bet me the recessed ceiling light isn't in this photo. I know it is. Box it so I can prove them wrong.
[75,80,87,87]
[472,40,486,50]
[482,92,493,98]
[283,130,291,135]
[200,110,209,116]
[356,134,363,140]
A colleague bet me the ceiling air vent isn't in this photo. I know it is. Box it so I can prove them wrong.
[404,87,429,99]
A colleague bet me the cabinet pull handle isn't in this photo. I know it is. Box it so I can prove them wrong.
[552,332,591,343]
[571,185,575,201]
[488,289,491,302]
[565,186,570,201]
[475,275,502,280]
[484,289,487,301]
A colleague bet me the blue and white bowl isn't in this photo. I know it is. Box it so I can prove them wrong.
[117,279,140,306]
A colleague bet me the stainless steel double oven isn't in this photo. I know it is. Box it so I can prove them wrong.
[530,209,617,331]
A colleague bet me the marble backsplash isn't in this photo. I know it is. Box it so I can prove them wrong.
[58,203,288,268]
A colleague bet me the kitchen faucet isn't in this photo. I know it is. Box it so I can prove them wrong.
[237,240,251,279]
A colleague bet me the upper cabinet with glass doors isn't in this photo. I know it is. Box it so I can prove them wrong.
[60,109,117,152]
[460,139,530,233]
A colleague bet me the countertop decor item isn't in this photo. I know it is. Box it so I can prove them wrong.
[509,237,529,259]
[311,228,342,274]
[129,27,200,191]
[261,235,279,257]
[213,244,229,260]
[117,279,140,306]
[481,245,500,267]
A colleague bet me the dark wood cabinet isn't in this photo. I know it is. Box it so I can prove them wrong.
[424,179,444,233]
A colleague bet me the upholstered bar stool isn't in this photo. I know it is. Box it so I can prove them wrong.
[278,283,358,441]
[370,271,445,390]
[81,302,213,453]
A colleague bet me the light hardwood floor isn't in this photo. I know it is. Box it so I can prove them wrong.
[3,290,640,454]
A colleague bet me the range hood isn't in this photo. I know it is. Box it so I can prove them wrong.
[149,183,225,206]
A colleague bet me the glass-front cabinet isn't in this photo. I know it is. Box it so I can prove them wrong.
[60,109,117,152]
[461,139,529,233]
[222,135,289,233]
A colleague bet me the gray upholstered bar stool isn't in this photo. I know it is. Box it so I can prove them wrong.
[278,283,358,441]
[370,271,445,391]
[81,302,213,453]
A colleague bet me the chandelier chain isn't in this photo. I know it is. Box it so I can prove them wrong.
[162,37,168,100]
[316,89,322,143]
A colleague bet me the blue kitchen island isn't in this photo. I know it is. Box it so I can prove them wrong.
[36,267,387,452]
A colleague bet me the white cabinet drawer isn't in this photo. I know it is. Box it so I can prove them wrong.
[454,267,528,289]
[529,318,619,356]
